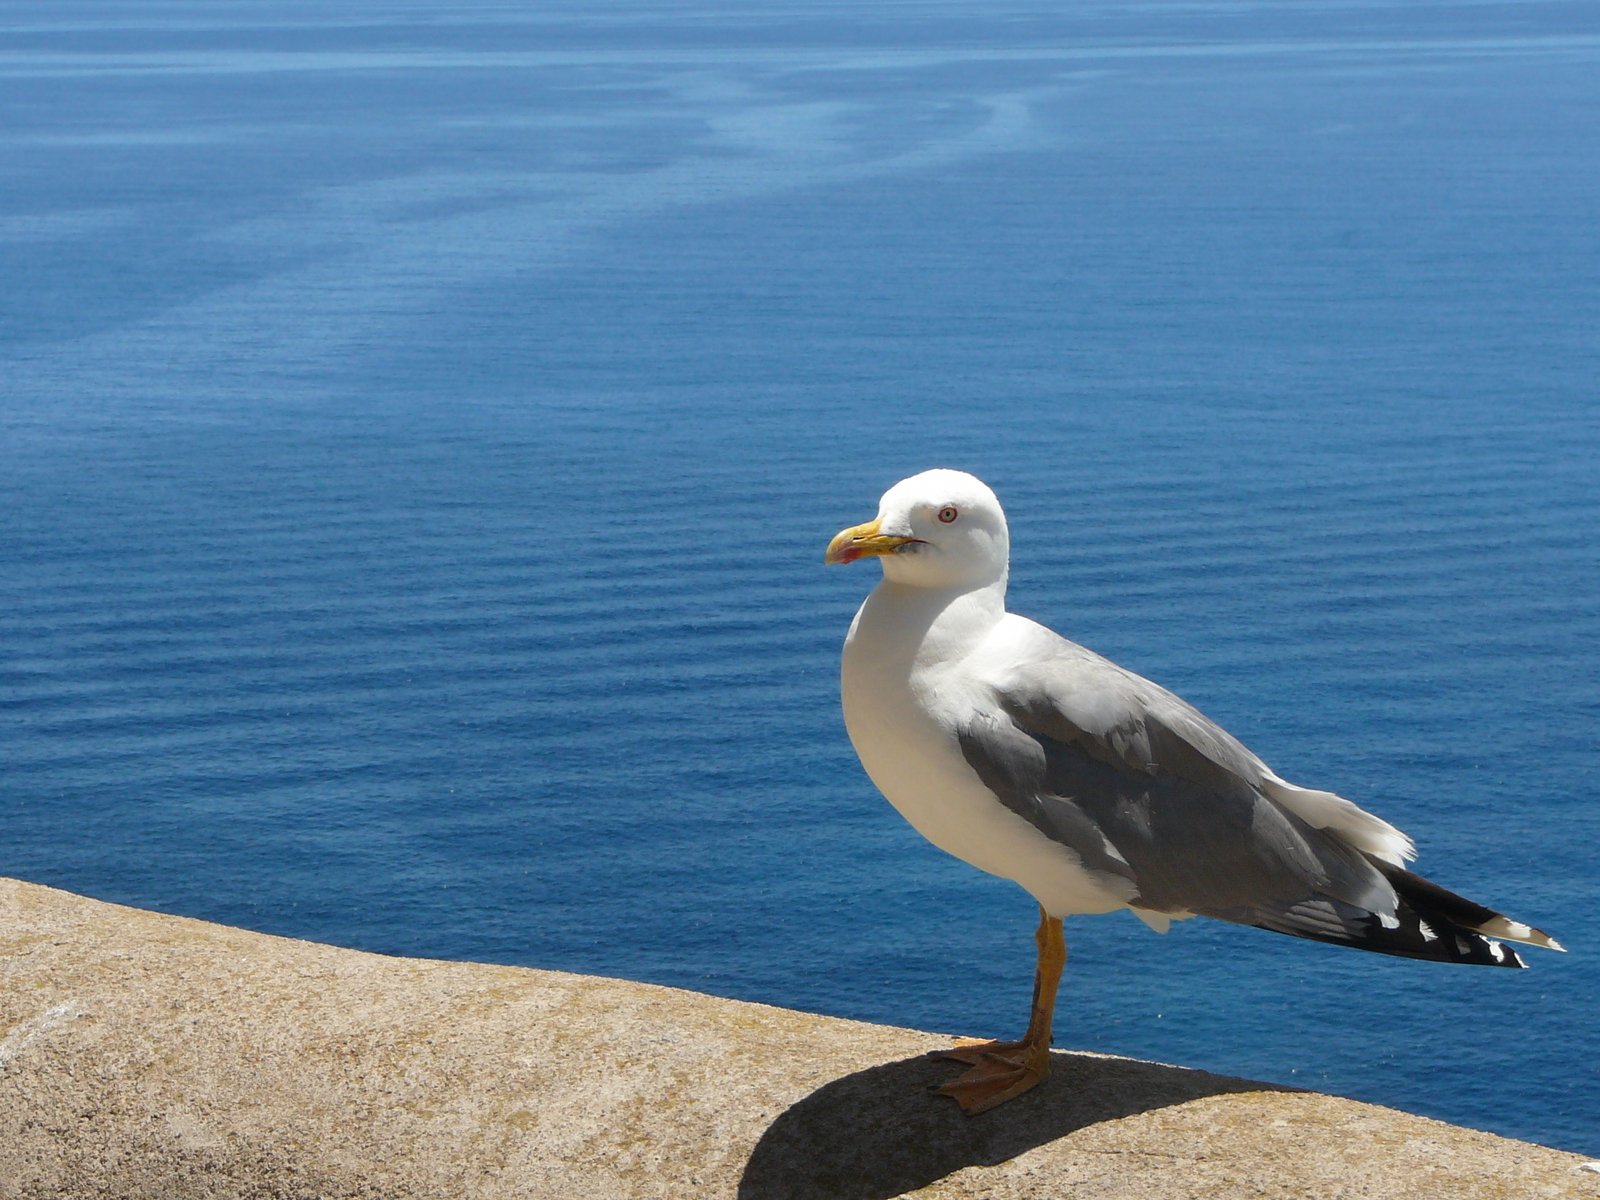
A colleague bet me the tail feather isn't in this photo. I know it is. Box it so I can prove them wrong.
[1233,863,1561,969]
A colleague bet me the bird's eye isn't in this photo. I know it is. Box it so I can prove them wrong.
[937,506,959,524]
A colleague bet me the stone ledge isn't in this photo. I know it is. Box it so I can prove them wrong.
[1,877,1592,1199]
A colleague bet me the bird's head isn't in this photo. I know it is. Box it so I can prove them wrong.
[825,469,1010,589]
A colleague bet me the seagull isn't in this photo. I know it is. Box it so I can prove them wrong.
[825,468,1562,1116]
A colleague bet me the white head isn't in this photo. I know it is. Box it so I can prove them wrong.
[825,468,1010,591]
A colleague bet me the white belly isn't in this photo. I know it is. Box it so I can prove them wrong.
[841,650,1134,920]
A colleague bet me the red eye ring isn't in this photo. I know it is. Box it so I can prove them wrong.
[937,505,959,524]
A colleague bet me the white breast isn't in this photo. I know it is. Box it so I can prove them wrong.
[840,593,1135,919]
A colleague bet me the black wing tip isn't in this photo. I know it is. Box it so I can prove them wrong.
[1376,863,1560,962]
[1249,912,1529,967]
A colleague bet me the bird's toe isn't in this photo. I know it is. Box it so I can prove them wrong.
[928,1036,1031,1066]
[933,1044,1050,1115]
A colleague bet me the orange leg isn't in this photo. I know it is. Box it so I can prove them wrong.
[931,905,1065,1115]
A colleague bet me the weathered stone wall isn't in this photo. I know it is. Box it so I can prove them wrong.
[1,878,1592,1199]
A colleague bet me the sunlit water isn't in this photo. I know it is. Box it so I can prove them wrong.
[3,0,1597,1154]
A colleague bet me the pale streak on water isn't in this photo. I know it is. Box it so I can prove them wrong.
[2,0,1597,1154]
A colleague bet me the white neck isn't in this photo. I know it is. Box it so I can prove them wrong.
[850,577,1007,673]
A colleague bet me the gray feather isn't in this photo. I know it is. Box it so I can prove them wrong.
[956,633,1398,929]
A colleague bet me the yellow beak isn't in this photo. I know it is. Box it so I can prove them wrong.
[825,518,922,565]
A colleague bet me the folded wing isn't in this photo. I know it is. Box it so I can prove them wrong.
[955,624,1558,967]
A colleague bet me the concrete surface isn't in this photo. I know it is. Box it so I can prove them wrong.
[1,877,1593,1199]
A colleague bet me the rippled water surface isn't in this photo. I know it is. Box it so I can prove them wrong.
[3,0,1597,1154]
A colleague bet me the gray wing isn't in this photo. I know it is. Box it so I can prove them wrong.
[956,630,1401,935]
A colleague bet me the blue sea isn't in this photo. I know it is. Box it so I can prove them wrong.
[3,0,1597,1157]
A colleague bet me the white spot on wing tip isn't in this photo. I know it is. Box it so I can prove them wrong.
[1478,916,1564,952]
